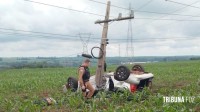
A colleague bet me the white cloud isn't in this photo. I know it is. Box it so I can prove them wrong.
[0,0,200,57]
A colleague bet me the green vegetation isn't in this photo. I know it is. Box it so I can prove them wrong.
[0,61,199,111]
[1,56,200,69]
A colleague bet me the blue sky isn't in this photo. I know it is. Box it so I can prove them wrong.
[0,0,200,57]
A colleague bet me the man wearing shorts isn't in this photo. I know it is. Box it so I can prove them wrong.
[78,59,95,99]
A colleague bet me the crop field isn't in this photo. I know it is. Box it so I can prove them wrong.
[0,60,200,112]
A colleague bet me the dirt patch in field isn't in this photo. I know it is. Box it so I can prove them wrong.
[14,92,30,99]
[151,82,168,93]
[151,80,191,93]
[21,94,29,99]
[195,106,200,112]
[172,81,190,89]
[153,83,168,89]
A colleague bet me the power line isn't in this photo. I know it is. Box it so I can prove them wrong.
[0,29,200,41]
[24,0,105,17]
[2,30,199,45]
[0,30,101,44]
[24,0,200,18]
[136,0,200,26]
[143,0,200,34]
[134,18,200,21]
[87,0,200,18]
[136,0,154,10]
[112,36,200,41]
[23,0,200,40]
[108,36,200,42]
[88,0,129,10]
[0,27,103,41]
[166,0,200,10]
[109,37,200,43]
[3,23,199,44]
[0,27,79,38]
[0,27,199,39]
[133,0,200,37]
[109,35,200,43]
[1,27,200,43]
[2,32,200,45]
[1,30,199,42]
[0,31,81,41]
[134,10,200,18]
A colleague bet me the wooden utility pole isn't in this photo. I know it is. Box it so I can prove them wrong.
[95,1,134,89]
[95,1,110,88]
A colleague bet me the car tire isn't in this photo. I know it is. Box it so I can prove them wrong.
[114,66,130,81]
[132,64,145,72]
[67,77,78,92]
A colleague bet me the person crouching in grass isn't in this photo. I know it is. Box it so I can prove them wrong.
[78,59,95,99]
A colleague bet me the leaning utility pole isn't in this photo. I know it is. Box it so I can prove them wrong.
[94,1,110,88]
[95,1,134,89]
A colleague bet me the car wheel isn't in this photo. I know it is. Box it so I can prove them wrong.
[114,66,130,81]
[132,64,145,72]
[67,77,78,92]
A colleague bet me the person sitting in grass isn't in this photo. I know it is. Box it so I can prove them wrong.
[78,59,95,99]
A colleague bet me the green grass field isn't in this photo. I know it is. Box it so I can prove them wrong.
[0,61,199,112]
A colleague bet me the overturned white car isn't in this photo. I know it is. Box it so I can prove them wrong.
[65,65,154,93]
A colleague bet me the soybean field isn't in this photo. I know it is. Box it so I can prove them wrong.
[0,61,200,112]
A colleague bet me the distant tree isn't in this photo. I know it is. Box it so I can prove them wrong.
[0,58,2,61]
[190,57,200,60]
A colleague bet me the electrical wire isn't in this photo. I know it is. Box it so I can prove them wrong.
[136,0,154,10]
[166,0,200,10]
[134,18,200,21]
[24,0,200,18]
[0,27,79,37]
[2,27,200,41]
[24,0,105,17]
[109,37,200,43]
[1,30,199,43]
[134,10,200,17]
[0,31,80,41]
[87,0,200,18]
[0,31,101,43]
[109,36,199,40]
[0,28,103,42]
[1,26,200,45]
[88,0,129,10]
[132,0,200,37]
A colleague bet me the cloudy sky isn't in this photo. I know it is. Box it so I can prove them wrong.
[0,0,200,57]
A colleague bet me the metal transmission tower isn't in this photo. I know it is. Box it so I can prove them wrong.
[126,4,134,63]
[79,33,92,54]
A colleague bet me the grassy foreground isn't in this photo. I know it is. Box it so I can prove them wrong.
[0,61,200,112]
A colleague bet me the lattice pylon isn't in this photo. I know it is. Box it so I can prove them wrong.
[79,33,92,54]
